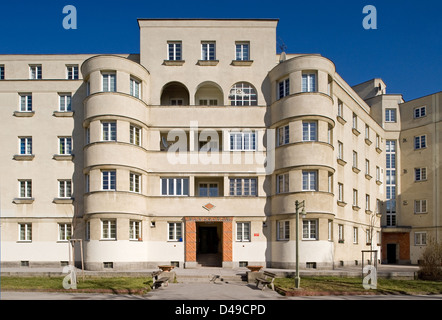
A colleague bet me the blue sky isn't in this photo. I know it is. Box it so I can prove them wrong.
[0,0,440,101]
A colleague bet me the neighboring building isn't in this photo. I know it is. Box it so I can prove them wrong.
[5,18,436,271]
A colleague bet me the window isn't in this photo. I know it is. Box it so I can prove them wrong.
[303,220,317,240]
[229,131,256,151]
[58,137,72,155]
[353,189,358,207]
[278,78,290,100]
[366,194,371,211]
[58,180,72,198]
[385,108,397,122]
[19,180,32,198]
[59,94,72,112]
[415,232,427,246]
[338,224,344,242]
[376,199,381,214]
[199,99,218,106]
[236,222,251,242]
[19,223,32,241]
[302,171,317,191]
[29,65,42,79]
[19,137,32,155]
[85,221,90,241]
[168,42,182,61]
[414,106,426,119]
[365,159,370,175]
[20,93,32,112]
[337,100,344,117]
[129,220,141,240]
[168,222,182,241]
[102,72,116,92]
[161,178,189,196]
[376,134,381,150]
[130,124,141,146]
[365,125,370,140]
[352,151,358,169]
[58,223,72,241]
[229,82,257,106]
[201,42,216,60]
[376,166,381,182]
[414,135,427,150]
[337,141,344,160]
[366,230,371,245]
[199,183,219,197]
[276,173,289,194]
[102,121,116,141]
[338,183,344,202]
[353,227,358,244]
[129,173,141,193]
[170,99,183,106]
[328,220,333,241]
[277,125,290,146]
[302,121,317,141]
[328,174,333,193]
[0,65,4,79]
[130,77,140,98]
[101,220,116,240]
[85,127,90,145]
[85,173,90,193]
[414,200,427,214]
[229,178,257,196]
[277,220,290,240]
[102,170,116,191]
[66,65,79,80]
[415,168,427,181]
[352,113,358,130]
[235,42,250,61]
[302,73,316,92]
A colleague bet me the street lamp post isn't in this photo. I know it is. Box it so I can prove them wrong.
[295,200,306,289]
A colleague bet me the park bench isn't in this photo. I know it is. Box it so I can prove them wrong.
[151,270,170,289]
[255,271,276,291]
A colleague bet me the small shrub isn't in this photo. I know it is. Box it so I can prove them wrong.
[418,238,442,281]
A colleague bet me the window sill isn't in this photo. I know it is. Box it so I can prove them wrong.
[375,147,382,154]
[14,111,35,117]
[365,138,372,146]
[337,201,347,207]
[352,205,361,211]
[53,198,74,204]
[13,198,34,204]
[365,210,373,215]
[13,154,35,161]
[53,111,74,117]
[376,180,383,186]
[53,154,74,161]
[336,115,346,125]
[231,60,253,66]
[352,167,361,174]
[365,174,373,180]
[352,128,361,136]
[337,158,347,166]
[163,60,185,66]
[338,240,345,244]
[197,60,219,66]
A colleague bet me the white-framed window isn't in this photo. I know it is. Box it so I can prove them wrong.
[58,180,72,198]
[302,171,317,191]
[366,194,371,211]
[338,224,344,242]
[102,170,116,191]
[130,77,140,98]
[161,178,189,196]
[328,220,333,241]
[19,137,32,155]
[66,65,79,80]
[365,124,370,140]
[302,121,317,141]
[198,183,219,197]
[352,113,358,130]
[414,135,427,150]
[236,222,251,242]
[19,93,32,112]
[229,131,256,151]
[199,99,218,106]
[58,137,72,155]
[129,172,141,193]
[229,178,257,196]
[352,151,358,169]
[415,168,427,182]
[376,199,381,214]
[328,174,333,193]
[102,72,116,92]
[58,223,72,241]
[277,125,290,146]
[19,180,32,198]
[229,82,257,106]
[337,141,344,160]
[385,108,397,122]
[168,41,182,61]
[415,232,427,246]
[59,94,72,112]
[301,72,316,92]
[29,65,42,79]
[353,189,358,207]
[338,183,344,202]
[365,159,370,175]
[414,106,426,119]
[376,166,381,182]
[278,78,290,100]
[201,42,216,60]
[277,220,290,241]
[414,200,427,214]
[102,121,117,141]
[276,173,289,194]
[353,227,358,244]
[303,220,318,240]
[19,223,32,241]
[130,124,141,146]
[0,64,4,79]
[376,134,381,149]
[129,220,141,240]
[235,42,250,61]
[337,100,344,117]
[366,230,371,245]
[101,219,116,240]
[168,222,182,241]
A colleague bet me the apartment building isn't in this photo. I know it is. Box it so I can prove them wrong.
[1,19,390,270]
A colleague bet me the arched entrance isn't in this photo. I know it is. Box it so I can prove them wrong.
[160,81,190,106]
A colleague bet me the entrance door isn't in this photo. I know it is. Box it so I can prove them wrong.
[387,244,397,264]
[198,227,219,254]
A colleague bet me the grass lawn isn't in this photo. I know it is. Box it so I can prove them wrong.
[1,276,153,294]
[274,276,442,295]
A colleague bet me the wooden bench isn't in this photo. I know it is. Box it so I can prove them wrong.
[151,270,170,289]
[255,271,276,291]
